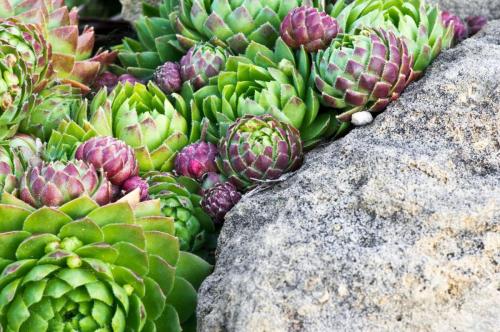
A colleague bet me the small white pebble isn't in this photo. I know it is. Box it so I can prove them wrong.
[351,111,374,126]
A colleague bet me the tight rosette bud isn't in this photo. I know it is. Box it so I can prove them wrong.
[122,175,150,201]
[175,141,218,180]
[154,61,182,94]
[92,72,119,91]
[20,160,115,207]
[466,16,488,36]
[281,6,340,52]
[442,11,468,43]
[75,136,139,186]
[202,182,242,224]
[180,44,229,90]
[218,115,304,191]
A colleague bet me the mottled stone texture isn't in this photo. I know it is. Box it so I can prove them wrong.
[433,0,500,20]
[120,0,161,22]
[197,20,500,332]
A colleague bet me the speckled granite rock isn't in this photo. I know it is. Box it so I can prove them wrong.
[120,0,161,22]
[197,20,500,332]
[434,0,500,20]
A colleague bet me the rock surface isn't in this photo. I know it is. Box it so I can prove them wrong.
[434,0,500,20]
[120,0,161,22]
[197,20,500,332]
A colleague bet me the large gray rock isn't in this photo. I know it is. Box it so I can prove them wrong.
[434,0,500,20]
[197,20,500,332]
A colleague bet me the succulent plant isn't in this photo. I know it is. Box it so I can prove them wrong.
[280,6,340,52]
[122,175,150,201]
[311,28,412,121]
[1,0,117,90]
[19,160,116,208]
[466,15,488,36]
[218,115,303,191]
[0,21,48,139]
[180,43,229,90]
[154,61,182,94]
[147,172,215,253]
[0,20,53,92]
[0,190,212,331]
[175,141,218,180]
[330,0,454,81]
[171,0,327,53]
[19,84,85,141]
[202,182,241,224]
[114,0,184,79]
[46,82,202,173]
[190,38,346,148]
[75,136,139,186]
[442,11,467,43]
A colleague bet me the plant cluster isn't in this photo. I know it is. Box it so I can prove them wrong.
[0,0,487,330]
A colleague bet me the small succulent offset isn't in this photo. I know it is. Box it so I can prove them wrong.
[154,61,182,94]
[175,141,219,181]
[218,115,304,191]
[281,6,340,52]
[180,43,230,90]
[466,16,488,36]
[202,182,242,224]
[0,191,212,331]
[311,28,412,121]
[442,11,468,43]
[122,175,150,201]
